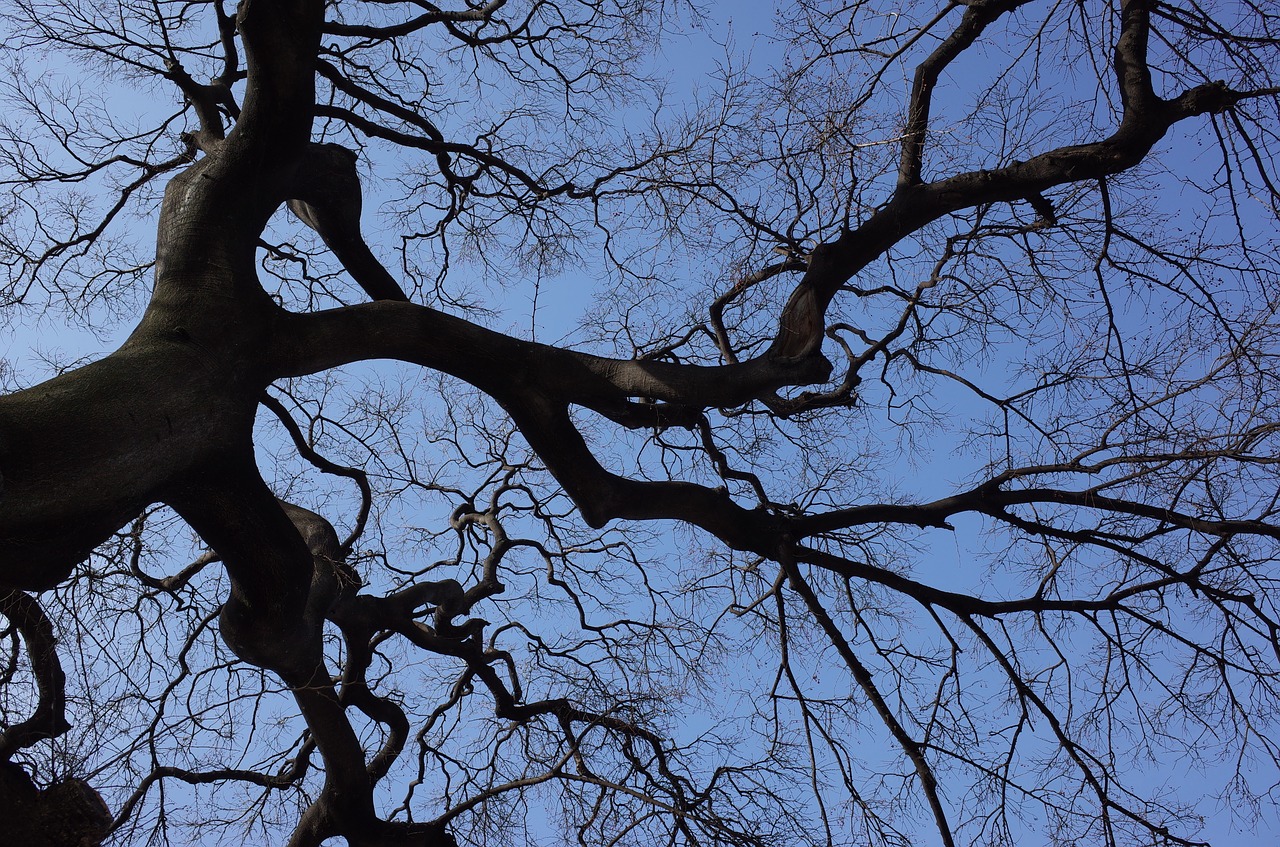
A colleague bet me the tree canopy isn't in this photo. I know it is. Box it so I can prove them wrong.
[1,0,1279,845]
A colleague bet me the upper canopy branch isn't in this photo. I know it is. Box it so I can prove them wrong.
[791,481,1280,541]
[161,1,243,148]
[776,0,1278,357]
[780,77,1277,336]
[322,0,506,38]
[897,0,1034,190]
[314,59,690,205]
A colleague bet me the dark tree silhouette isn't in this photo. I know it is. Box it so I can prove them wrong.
[0,0,1278,845]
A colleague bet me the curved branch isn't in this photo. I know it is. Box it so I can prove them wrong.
[789,41,1278,350]
[792,479,1280,542]
[261,392,374,556]
[0,590,68,759]
[286,143,409,302]
[897,0,1032,189]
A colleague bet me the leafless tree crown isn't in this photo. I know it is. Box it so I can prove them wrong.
[0,0,1278,845]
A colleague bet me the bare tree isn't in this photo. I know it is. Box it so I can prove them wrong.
[0,0,1278,844]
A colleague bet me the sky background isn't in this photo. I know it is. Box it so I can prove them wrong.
[2,1,1279,845]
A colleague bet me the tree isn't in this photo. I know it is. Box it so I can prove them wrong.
[0,0,1277,844]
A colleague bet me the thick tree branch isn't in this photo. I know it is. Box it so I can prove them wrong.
[268,301,832,413]
[164,457,327,681]
[286,143,410,302]
[0,590,68,759]
[231,0,325,162]
[322,0,506,38]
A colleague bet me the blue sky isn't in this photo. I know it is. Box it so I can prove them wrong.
[2,1,1279,845]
